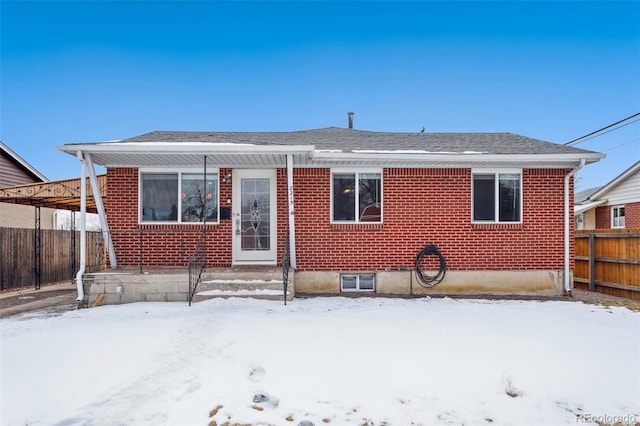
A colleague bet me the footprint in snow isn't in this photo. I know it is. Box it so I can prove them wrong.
[249,366,265,382]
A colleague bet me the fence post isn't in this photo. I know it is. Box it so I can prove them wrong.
[589,233,596,292]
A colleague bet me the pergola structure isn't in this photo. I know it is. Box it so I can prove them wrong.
[0,174,106,213]
[0,175,107,290]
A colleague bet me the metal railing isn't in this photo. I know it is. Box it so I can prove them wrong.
[188,231,207,306]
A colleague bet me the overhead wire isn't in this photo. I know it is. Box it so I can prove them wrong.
[564,112,640,146]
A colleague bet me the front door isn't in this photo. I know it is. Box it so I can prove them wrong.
[232,169,277,264]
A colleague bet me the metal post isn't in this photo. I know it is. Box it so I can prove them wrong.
[71,211,76,282]
[34,206,41,290]
[286,154,297,268]
[86,153,117,268]
[203,155,207,270]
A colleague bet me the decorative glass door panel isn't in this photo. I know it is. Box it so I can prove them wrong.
[233,170,277,263]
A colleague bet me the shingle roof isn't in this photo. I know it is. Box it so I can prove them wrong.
[118,127,598,156]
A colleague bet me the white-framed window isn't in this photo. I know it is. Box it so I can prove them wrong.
[611,205,625,228]
[472,169,522,223]
[331,169,382,223]
[139,169,219,224]
[341,274,376,292]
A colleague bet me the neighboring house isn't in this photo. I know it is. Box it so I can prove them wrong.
[575,160,640,230]
[0,141,56,229]
[58,126,603,299]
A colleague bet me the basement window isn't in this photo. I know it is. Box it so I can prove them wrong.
[341,274,376,292]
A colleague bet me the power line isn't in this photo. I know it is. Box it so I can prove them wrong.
[564,112,640,146]
[569,118,640,146]
[603,137,640,152]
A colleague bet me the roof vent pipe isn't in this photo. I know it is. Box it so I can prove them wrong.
[348,112,354,129]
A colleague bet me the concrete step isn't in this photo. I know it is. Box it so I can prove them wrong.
[193,266,292,302]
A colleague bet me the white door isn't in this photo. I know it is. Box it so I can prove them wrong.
[232,169,278,264]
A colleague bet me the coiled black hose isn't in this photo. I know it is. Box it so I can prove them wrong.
[415,244,447,287]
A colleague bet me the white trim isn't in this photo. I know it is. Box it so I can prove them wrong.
[138,168,221,225]
[611,205,626,229]
[330,168,383,224]
[589,161,640,200]
[314,151,604,166]
[59,143,316,155]
[574,199,606,215]
[0,140,48,182]
[286,154,297,268]
[471,169,523,224]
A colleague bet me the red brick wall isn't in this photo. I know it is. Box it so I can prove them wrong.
[293,168,571,271]
[106,167,235,267]
[596,202,640,229]
[106,166,573,271]
[627,202,640,229]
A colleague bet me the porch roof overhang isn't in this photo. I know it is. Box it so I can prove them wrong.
[574,199,607,215]
[0,174,107,213]
[57,142,604,169]
[57,143,316,168]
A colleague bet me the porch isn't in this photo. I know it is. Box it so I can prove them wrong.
[79,266,293,307]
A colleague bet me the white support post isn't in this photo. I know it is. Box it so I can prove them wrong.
[85,153,117,268]
[286,154,297,268]
[75,151,87,303]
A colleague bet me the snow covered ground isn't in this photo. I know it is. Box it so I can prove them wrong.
[1,297,638,426]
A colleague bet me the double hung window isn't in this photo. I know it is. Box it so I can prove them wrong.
[331,170,382,223]
[140,171,219,223]
[612,206,625,228]
[472,170,522,223]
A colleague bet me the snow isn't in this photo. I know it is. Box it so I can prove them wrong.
[1,297,639,425]
[201,279,282,284]
[197,289,286,296]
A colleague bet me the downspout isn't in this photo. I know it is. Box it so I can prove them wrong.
[564,159,586,295]
[286,154,297,268]
[75,151,87,304]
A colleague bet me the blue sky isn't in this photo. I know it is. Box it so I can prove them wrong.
[1,1,639,191]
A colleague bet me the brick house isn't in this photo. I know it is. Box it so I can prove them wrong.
[58,126,603,301]
[575,161,640,230]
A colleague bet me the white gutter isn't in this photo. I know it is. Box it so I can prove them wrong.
[312,151,604,164]
[564,159,586,295]
[286,154,297,268]
[75,151,87,304]
[85,153,117,268]
[57,143,316,155]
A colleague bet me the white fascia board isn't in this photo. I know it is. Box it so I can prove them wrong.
[311,151,605,166]
[1,140,49,181]
[57,143,316,155]
[574,199,607,215]
[588,160,640,200]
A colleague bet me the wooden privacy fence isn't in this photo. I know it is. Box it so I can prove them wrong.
[574,229,640,300]
[0,227,105,290]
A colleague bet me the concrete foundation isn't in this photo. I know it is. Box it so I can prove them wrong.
[82,267,567,307]
[294,270,566,296]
